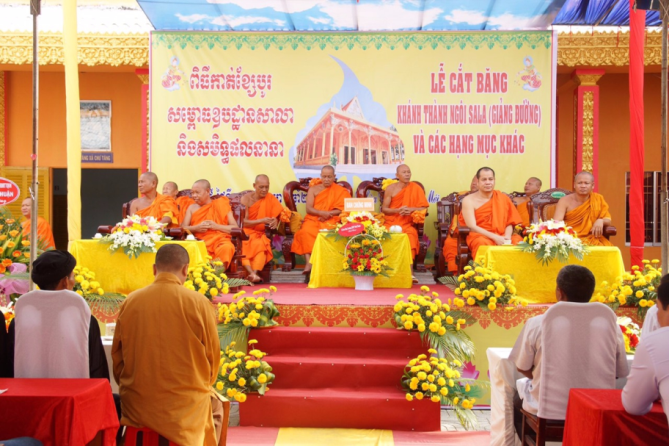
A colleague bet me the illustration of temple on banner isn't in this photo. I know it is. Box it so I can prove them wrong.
[293,96,405,170]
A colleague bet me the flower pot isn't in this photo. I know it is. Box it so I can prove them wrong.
[353,275,375,291]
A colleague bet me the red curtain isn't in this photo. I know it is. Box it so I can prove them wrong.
[629,0,646,267]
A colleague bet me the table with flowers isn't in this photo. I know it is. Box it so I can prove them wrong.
[308,233,413,288]
[476,246,626,303]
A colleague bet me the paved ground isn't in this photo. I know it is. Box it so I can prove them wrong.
[229,404,492,432]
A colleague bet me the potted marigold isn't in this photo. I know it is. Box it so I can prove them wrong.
[592,259,662,317]
[214,340,275,403]
[217,287,281,349]
[343,235,392,290]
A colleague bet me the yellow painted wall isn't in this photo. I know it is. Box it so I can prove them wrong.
[557,72,663,268]
[6,70,144,168]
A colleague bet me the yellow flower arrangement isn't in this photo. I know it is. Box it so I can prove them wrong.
[214,340,275,402]
[343,235,392,277]
[184,260,232,299]
[72,265,125,316]
[381,178,399,190]
[393,286,475,361]
[440,262,526,311]
[217,287,282,347]
[592,260,662,317]
[402,351,486,430]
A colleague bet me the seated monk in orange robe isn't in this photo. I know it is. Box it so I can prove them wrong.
[382,164,429,260]
[20,197,55,250]
[460,167,523,260]
[291,165,351,273]
[444,176,478,273]
[552,171,613,246]
[513,177,542,227]
[241,175,285,283]
[182,180,238,268]
[130,172,179,227]
[162,181,194,225]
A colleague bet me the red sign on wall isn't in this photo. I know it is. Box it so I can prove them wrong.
[338,222,364,237]
[0,178,20,206]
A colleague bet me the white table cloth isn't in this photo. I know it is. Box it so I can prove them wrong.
[102,336,118,393]
[487,347,634,446]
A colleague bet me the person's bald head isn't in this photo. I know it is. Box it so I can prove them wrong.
[154,244,190,284]
[469,175,478,193]
[396,164,411,183]
[321,165,335,187]
[138,172,159,195]
[574,171,595,196]
[191,179,212,205]
[254,174,270,198]
[21,197,33,218]
[524,177,542,196]
[162,181,179,198]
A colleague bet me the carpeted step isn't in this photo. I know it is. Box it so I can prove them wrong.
[249,327,427,357]
[265,354,409,390]
[239,387,441,431]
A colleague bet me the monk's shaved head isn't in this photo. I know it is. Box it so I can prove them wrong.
[574,171,594,182]
[529,177,542,188]
[321,165,335,175]
[164,181,178,190]
[155,244,190,274]
[254,174,270,198]
[21,197,32,218]
[396,164,411,183]
[162,181,179,198]
[476,167,495,179]
[141,172,158,185]
[255,174,269,183]
[194,179,211,190]
[396,164,409,174]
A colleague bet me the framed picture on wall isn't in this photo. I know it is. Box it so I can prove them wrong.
[80,100,111,151]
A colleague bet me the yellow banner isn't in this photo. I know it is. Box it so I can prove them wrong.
[151,32,554,261]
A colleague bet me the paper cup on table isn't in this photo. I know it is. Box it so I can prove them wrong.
[93,233,102,239]
[186,234,196,241]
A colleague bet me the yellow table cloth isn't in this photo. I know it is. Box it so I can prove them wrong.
[308,233,413,289]
[476,246,626,303]
[69,240,208,295]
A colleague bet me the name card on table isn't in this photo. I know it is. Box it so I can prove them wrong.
[344,198,374,212]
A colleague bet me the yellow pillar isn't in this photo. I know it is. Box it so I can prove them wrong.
[64,0,81,240]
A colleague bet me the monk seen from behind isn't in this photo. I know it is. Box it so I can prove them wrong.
[382,164,429,260]
[552,171,613,246]
[20,197,55,250]
[291,165,351,274]
[162,181,194,225]
[460,167,523,259]
[241,175,285,283]
[130,172,179,227]
[182,180,238,269]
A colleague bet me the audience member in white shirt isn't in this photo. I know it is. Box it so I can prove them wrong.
[511,265,627,436]
[622,281,669,425]
[640,274,669,337]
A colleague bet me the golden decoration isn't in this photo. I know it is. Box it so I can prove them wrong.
[581,91,595,173]
[0,32,148,66]
[573,73,604,86]
[558,30,662,67]
[0,71,4,168]
[136,74,149,85]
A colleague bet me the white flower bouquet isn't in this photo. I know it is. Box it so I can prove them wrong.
[517,220,588,265]
[101,215,170,259]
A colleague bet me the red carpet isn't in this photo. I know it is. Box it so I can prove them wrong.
[214,284,455,307]
[240,327,440,431]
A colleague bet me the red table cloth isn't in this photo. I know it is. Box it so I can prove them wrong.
[563,388,668,446]
[0,378,119,446]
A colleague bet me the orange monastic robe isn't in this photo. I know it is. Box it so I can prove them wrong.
[135,194,179,227]
[176,196,195,225]
[242,194,284,271]
[191,198,235,266]
[384,182,429,259]
[21,216,55,250]
[291,184,351,255]
[517,200,531,227]
[564,192,613,246]
[459,190,523,260]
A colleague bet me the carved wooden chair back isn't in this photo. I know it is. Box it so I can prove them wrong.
[528,188,572,223]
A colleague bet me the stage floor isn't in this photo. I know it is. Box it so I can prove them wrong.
[213,283,455,307]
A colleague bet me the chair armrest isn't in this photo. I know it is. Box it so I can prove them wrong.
[230,228,247,241]
[96,225,113,235]
[604,225,617,238]
[166,228,185,240]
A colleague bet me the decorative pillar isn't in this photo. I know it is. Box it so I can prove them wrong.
[329,119,334,161]
[136,68,149,172]
[321,126,326,158]
[572,69,604,189]
[348,121,352,165]
[0,72,5,168]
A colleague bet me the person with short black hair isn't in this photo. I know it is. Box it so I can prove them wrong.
[623,280,669,425]
[8,250,108,379]
[554,264,596,303]
[112,244,224,446]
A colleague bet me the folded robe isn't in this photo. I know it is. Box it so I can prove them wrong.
[291,183,351,256]
[383,182,429,259]
[459,190,523,260]
[564,192,613,246]
[191,198,235,267]
[242,194,284,271]
[176,196,195,225]
[135,193,179,227]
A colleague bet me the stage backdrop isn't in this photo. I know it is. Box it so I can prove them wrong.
[150,31,555,262]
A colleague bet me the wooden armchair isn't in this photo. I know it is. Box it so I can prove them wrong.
[96,197,184,239]
[282,177,353,271]
[223,191,250,282]
[456,191,515,275]
[527,188,617,239]
[433,192,460,279]
[355,177,429,272]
